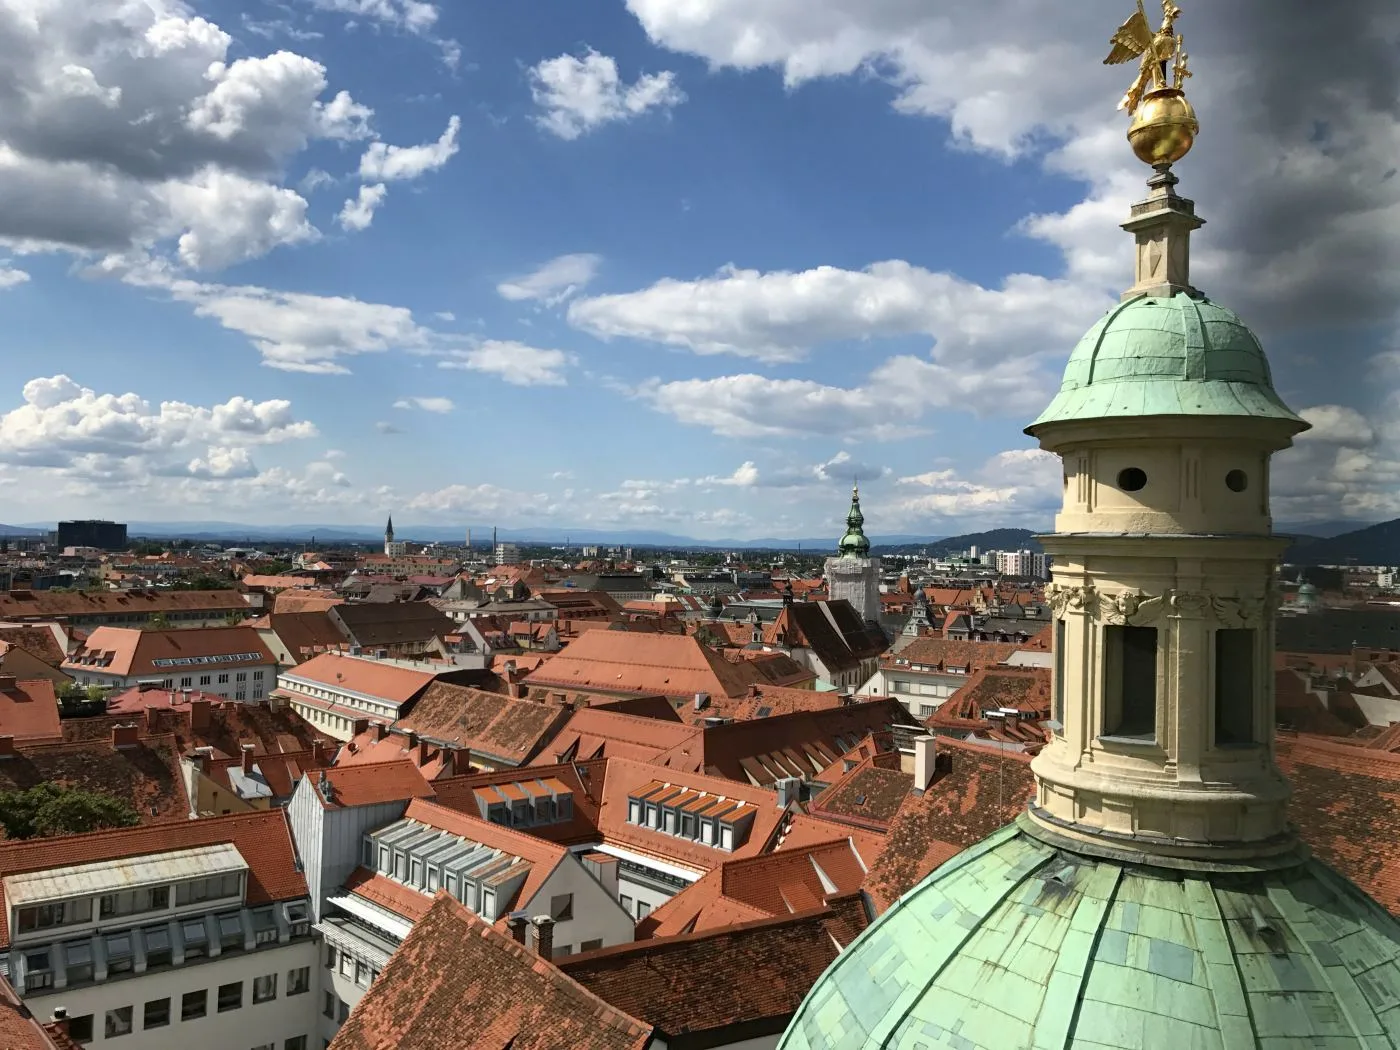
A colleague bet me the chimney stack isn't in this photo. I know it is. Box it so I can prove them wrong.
[0,735,15,759]
[317,769,336,803]
[373,722,389,742]
[417,739,432,765]
[312,739,333,767]
[0,674,16,692]
[189,698,211,731]
[506,913,529,945]
[913,735,937,793]
[352,718,369,738]
[405,731,420,752]
[48,1008,68,1038]
[694,692,710,712]
[144,705,160,732]
[112,723,139,750]
[241,743,256,775]
[193,745,214,773]
[530,915,555,961]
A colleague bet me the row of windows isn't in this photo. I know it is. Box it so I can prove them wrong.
[325,945,380,988]
[175,670,264,687]
[1052,625,1257,745]
[15,875,243,935]
[626,799,747,850]
[56,968,308,1044]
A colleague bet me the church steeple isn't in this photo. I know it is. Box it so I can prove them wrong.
[385,515,394,542]
[836,483,870,557]
[384,515,398,558]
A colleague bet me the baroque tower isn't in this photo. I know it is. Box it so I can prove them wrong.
[823,484,881,625]
[780,6,1400,1045]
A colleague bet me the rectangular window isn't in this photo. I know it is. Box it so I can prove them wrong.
[1053,618,1067,728]
[410,859,423,886]
[218,911,244,949]
[580,938,602,952]
[637,901,651,919]
[218,673,229,684]
[1215,628,1256,745]
[1102,626,1158,740]
[550,894,573,921]
[68,1015,93,1044]
[181,990,207,1022]
[662,808,676,833]
[338,1000,349,1023]
[680,813,697,838]
[720,824,735,850]
[286,1038,308,1050]
[252,907,278,945]
[65,940,94,983]
[218,981,242,1012]
[287,966,311,996]
[235,690,246,701]
[322,992,335,1020]
[143,998,170,1030]
[619,894,633,912]
[103,1008,133,1041]
[324,945,337,970]
[254,670,265,680]
[252,973,277,1003]
[106,932,134,974]
[199,675,211,686]
[700,819,714,845]
[339,953,354,978]
[236,671,247,682]
[355,960,369,987]
[180,676,193,688]
[144,924,171,968]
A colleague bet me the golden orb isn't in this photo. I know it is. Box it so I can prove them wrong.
[1127,88,1198,166]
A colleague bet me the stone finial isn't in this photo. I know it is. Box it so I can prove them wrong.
[1120,164,1204,301]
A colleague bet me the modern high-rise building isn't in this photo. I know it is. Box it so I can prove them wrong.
[56,520,127,551]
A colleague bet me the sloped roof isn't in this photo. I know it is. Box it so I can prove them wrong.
[65,625,274,677]
[765,602,887,672]
[280,651,439,704]
[0,974,76,1050]
[266,611,350,663]
[0,678,61,743]
[331,602,457,646]
[0,809,306,946]
[431,759,606,846]
[522,631,759,700]
[861,737,1035,912]
[0,733,188,824]
[808,754,912,830]
[887,637,1022,671]
[328,893,653,1050]
[561,895,869,1044]
[0,590,247,619]
[315,760,435,809]
[529,707,702,767]
[0,625,66,667]
[389,682,569,766]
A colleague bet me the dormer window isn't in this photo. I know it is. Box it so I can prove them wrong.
[720,824,735,850]
[628,799,643,824]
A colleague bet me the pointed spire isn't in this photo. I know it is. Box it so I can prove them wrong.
[837,481,870,557]
[385,514,394,539]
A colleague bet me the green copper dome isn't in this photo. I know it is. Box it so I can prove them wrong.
[1029,293,1306,430]
[780,819,1400,1050]
[837,485,870,557]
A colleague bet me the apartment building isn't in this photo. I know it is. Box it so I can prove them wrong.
[4,811,317,1050]
[63,627,277,702]
[273,653,442,742]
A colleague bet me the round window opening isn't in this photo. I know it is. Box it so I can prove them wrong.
[1225,469,1248,493]
[1117,467,1147,492]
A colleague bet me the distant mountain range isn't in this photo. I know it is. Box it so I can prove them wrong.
[1284,518,1400,566]
[875,528,1044,557]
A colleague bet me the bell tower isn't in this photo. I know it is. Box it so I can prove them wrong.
[824,484,882,626]
[1023,167,1310,863]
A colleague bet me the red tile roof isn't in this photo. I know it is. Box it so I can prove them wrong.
[392,682,570,766]
[64,625,274,677]
[808,754,913,831]
[278,651,441,704]
[0,590,248,620]
[522,631,762,700]
[861,737,1035,912]
[344,867,434,923]
[0,733,189,824]
[887,637,1024,672]
[0,810,306,946]
[0,677,62,743]
[316,760,435,809]
[560,895,870,1043]
[530,707,702,767]
[0,626,66,667]
[328,893,652,1050]
[0,975,75,1049]
[431,760,605,847]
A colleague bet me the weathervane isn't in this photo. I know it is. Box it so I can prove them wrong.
[1104,0,1198,167]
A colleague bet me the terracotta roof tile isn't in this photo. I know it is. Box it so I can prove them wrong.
[0,626,66,667]
[390,682,570,765]
[522,631,762,700]
[344,867,434,923]
[431,759,605,846]
[530,707,702,767]
[328,893,652,1050]
[861,737,1034,912]
[317,760,435,808]
[0,677,62,743]
[64,625,273,679]
[279,651,439,704]
[810,757,913,830]
[0,809,306,946]
[0,590,248,620]
[0,974,73,1049]
[0,734,188,824]
[560,895,870,1042]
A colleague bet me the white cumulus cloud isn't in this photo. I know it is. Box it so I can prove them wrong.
[497,253,601,305]
[438,341,573,386]
[337,183,388,232]
[528,49,684,140]
[358,116,461,181]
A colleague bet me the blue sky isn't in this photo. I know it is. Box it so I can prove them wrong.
[0,0,1394,540]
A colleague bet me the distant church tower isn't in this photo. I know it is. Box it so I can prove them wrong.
[823,484,881,625]
[384,515,406,557]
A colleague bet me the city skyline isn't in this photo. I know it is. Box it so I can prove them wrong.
[0,1,1392,540]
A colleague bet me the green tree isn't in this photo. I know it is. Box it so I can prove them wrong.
[150,612,171,629]
[0,784,141,840]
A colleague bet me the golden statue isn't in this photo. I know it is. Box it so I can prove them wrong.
[1104,0,1199,167]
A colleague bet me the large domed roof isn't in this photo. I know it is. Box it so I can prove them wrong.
[1029,292,1306,430]
[780,819,1400,1050]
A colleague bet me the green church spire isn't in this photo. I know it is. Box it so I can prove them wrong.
[836,483,870,557]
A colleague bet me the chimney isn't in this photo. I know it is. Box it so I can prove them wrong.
[49,1008,68,1037]
[144,705,160,732]
[775,776,801,808]
[317,769,336,803]
[693,692,710,712]
[913,735,937,793]
[703,716,727,728]
[405,731,420,752]
[312,739,333,767]
[0,735,15,759]
[112,723,139,750]
[417,739,432,765]
[190,698,211,731]
[530,915,555,961]
[193,745,214,773]
[352,717,369,738]
[506,913,529,945]
[0,674,15,692]
[240,743,256,774]
[513,683,528,699]
[747,684,760,699]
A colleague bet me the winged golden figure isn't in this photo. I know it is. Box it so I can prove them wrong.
[1104,0,1185,114]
